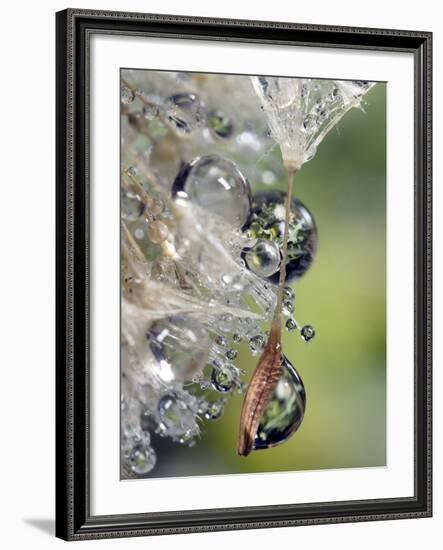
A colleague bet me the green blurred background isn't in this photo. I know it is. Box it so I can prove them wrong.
[149,84,387,478]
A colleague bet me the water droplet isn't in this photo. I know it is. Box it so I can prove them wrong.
[300,325,315,342]
[121,85,135,105]
[147,220,169,244]
[164,92,204,135]
[149,198,164,216]
[232,333,242,344]
[127,166,138,177]
[304,144,318,163]
[253,356,306,450]
[225,348,238,361]
[211,365,235,393]
[147,316,209,382]
[244,191,318,282]
[215,335,228,347]
[285,318,298,331]
[129,443,156,474]
[197,399,209,414]
[172,155,251,228]
[158,392,197,437]
[121,188,145,221]
[283,286,295,302]
[204,399,224,420]
[244,239,281,278]
[218,313,234,332]
[208,110,234,138]
[283,300,294,316]
[249,334,265,355]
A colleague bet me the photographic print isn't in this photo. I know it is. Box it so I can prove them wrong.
[56,9,432,539]
[120,69,386,480]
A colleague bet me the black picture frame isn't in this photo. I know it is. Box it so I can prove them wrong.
[55,8,432,541]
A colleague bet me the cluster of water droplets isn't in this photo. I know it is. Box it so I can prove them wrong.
[120,69,374,477]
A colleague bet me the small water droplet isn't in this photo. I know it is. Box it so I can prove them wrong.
[249,334,265,355]
[285,318,298,331]
[211,365,235,393]
[225,348,238,361]
[283,286,295,302]
[300,325,315,342]
[232,333,242,344]
[204,400,224,420]
[215,335,228,347]
[283,300,294,316]
[244,239,281,278]
[129,443,156,474]
[164,92,204,136]
[147,220,169,244]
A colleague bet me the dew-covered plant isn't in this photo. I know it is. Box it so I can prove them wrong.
[120,70,374,477]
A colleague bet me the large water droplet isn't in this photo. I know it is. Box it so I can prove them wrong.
[164,92,204,135]
[244,191,318,282]
[171,155,251,228]
[147,315,209,382]
[253,355,306,450]
[244,239,281,278]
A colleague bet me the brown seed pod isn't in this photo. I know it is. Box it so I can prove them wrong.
[237,322,282,456]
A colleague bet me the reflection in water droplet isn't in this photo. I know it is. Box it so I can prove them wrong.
[164,92,204,135]
[171,155,251,228]
[211,364,235,393]
[129,443,157,474]
[253,356,306,450]
[225,348,238,361]
[285,318,298,331]
[204,399,224,420]
[215,335,228,347]
[249,334,265,355]
[300,325,316,342]
[244,239,281,278]
[208,110,234,139]
[244,191,318,282]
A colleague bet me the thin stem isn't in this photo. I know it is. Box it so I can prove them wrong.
[273,169,296,325]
